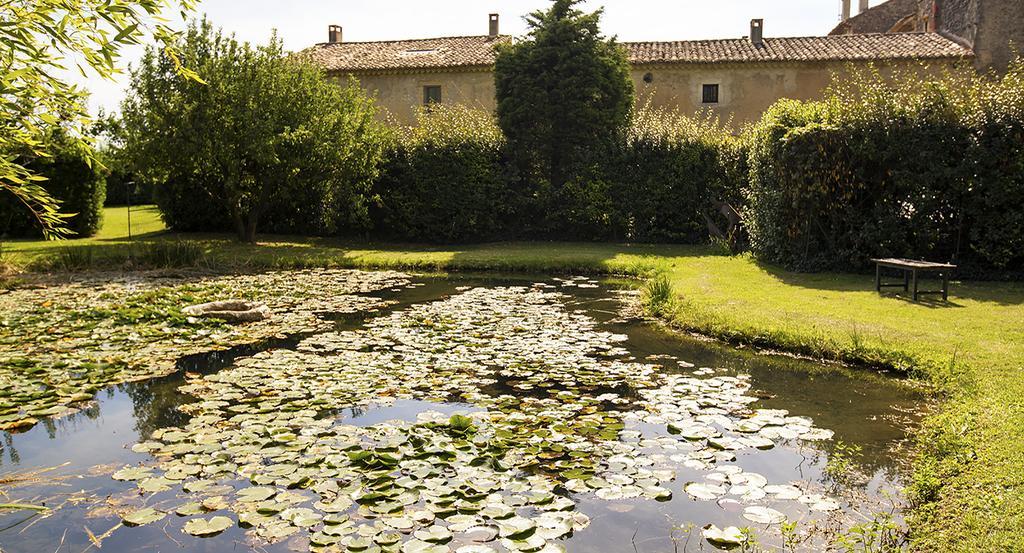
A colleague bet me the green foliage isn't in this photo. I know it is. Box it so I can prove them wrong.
[32,240,205,272]
[0,129,106,238]
[91,111,153,206]
[745,62,1024,273]
[122,19,386,242]
[642,273,674,316]
[835,511,907,552]
[602,107,743,242]
[135,240,205,268]
[0,0,197,239]
[372,106,515,242]
[495,0,634,231]
[373,106,741,244]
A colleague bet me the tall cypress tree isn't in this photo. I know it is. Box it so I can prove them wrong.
[495,0,633,213]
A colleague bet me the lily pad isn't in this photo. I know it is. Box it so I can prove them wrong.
[183,515,234,537]
[122,507,167,526]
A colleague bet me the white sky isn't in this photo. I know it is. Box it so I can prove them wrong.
[74,0,879,114]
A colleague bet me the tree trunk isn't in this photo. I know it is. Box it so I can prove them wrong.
[243,211,259,243]
[232,206,247,243]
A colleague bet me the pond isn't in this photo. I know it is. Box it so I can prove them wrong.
[0,272,924,552]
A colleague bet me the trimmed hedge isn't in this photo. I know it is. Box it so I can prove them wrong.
[0,130,105,238]
[603,108,743,243]
[371,106,517,242]
[370,105,742,244]
[745,64,1024,274]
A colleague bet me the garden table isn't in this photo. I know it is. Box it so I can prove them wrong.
[871,258,956,301]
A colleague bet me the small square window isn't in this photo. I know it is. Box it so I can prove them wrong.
[702,84,719,104]
[423,85,442,106]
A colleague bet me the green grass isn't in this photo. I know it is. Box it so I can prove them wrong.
[5,206,1024,551]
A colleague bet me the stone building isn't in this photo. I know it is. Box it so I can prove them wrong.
[830,0,1023,74]
[304,4,999,126]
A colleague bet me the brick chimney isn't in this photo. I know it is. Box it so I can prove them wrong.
[842,0,852,21]
[750,19,764,48]
[489,14,499,38]
[859,0,870,13]
[328,25,342,44]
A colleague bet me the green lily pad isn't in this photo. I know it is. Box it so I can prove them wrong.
[183,515,234,537]
[122,507,167,526]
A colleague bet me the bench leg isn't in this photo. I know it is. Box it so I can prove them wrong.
[912,269,919,302]
[875,265,881,292]
[942,272,949,301]
[903,270,909,292]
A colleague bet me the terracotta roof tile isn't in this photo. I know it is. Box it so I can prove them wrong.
[626,33,970,64]
[303,35,511,72]
[305,32,971,73]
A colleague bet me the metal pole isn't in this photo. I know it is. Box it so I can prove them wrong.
[126,180,133,263]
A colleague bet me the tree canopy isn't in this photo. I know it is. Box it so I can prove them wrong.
[0,0,197,238]
[122,19,385,242]
[494,0,634,192]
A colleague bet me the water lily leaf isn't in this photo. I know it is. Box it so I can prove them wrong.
[497,516,536,540]
[112,466,153,481]
[702,524,745,549]
[402,539,450,553]
[414,525,453,543]
[764,484,802,500]
[742,506,786,524]
[235,486,277,503]
[175,502,206,516]
[123,507,167,526]
[184,515,234,536]
[684,482,726,500]
[138,476,174,493]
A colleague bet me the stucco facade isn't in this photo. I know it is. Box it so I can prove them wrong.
[347,69,496,125]
[309,13,975,127]
[629,59,967,125]
[341,58,968,127]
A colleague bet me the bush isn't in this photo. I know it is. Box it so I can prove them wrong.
[602,107,743,243]
[0,129,105,238]
[745,63,1024,274]
[122,19,385,242]
[103,167,154,206]
[372,106,515,242]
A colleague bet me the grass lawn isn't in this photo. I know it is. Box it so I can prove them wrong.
[4,206,1024,551]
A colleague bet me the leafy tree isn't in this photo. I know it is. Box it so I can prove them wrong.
[494,0,633,195]
[122,19,385,242]
[0,0,198,238]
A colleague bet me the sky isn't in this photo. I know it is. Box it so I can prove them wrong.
[74,0,879,115]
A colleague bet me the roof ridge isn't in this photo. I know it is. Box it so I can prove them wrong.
[312,34,510,47]
[622,31,942,45]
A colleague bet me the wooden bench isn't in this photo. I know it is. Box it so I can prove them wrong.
[871,258,956,301]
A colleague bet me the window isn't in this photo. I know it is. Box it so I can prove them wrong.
[642,72,654,84]
[702,83,719,104]
[423,85,442,106]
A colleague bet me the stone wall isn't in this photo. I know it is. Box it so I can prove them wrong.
[931,0,1024,74]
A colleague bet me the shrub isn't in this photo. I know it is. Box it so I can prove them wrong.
[372,106,515,242]
[135,240,205,268]
[0,129,106,238]
[602,107,742,243]
[122,19,385,242]
[495,0,634,233]
[745,63,1024,273]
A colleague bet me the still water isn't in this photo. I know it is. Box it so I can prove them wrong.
[0,274,924,552]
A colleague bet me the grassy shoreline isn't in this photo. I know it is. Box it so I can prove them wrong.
[5,206,1023,551]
